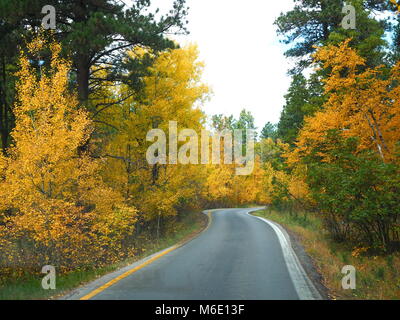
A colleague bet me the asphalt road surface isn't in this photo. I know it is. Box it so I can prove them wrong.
[66,208,321,300]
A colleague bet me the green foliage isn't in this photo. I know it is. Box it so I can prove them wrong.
[0,2,21,151]
[1,0,189,103]
[211,109,256,133]
[390,15,400,65]
[277,73,323,145]
[277,74,308,144]
[235,109,256,131]
[326,0,387,68]
[260,122,277,140]
[304,132,400,249]
[211,114,236,131]
[0,0,189,154]
[275,0,388,72]
[275,0,344,72]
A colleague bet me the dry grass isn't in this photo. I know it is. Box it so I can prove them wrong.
[254,209,400,300]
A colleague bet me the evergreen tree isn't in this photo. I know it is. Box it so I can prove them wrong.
[235,109,256,131]
[1,0,189,105]
[0,0,189,154]
[211,114,235,131]
[275,0,388,72]
[260,122,277,140]
[277,74,310,144]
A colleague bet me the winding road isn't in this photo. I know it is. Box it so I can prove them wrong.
[64,208,321,300]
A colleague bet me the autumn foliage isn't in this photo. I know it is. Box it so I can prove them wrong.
[1,31,400,282]
[0,37,137,275]
[289,40,400,164]
[282,40,400,248]
[0,37,214,278]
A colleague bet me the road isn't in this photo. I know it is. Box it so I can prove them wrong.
[65,208,321,300]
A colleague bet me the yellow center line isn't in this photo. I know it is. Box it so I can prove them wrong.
[80,211,213,300]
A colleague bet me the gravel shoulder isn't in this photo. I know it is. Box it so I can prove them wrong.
[271,220,330,300]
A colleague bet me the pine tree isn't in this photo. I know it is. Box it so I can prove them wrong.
[277,74,310,144]
[260,122,277,140]
[275,0,388,72]
[1,0,189,105]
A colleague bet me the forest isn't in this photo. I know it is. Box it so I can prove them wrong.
[0,0,399,299]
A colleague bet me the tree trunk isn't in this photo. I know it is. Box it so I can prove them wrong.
[0,54,10,154]
[76,58,90,104]
[157,214,161,241]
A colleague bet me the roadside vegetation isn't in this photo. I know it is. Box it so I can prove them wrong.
[0,211,207,300]
[254,208,400,300]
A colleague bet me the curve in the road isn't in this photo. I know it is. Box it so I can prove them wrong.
[63,208,322,300]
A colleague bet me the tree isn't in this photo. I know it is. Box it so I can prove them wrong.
[211,114,235,131]
[0,36,137,273]
[1,0,189,105]
[389,12,400,65]
[289,40,400,164]
[326,0,387,68]
[305,133,400,247]
[275,0,388,72]
[235,109,256,131]
[286,40,400,249]
[99,44,209,235]
[260,122,277,140]
[0,0,190,159]
[277,74,310,144]
[0,2,23,152]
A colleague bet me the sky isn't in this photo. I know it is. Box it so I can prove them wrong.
[150,0,296,131]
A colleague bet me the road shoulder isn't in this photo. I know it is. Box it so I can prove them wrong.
[251,210,330,300]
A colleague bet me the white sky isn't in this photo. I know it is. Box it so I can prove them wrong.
[151,0,295,131]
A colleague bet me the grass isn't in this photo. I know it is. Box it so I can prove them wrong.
[0,211,208,300]
[253,208,400,300]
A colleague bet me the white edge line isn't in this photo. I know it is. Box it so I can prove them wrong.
[246,209,322,300]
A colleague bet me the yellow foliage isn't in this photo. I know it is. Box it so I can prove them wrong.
[0,36,137,273]
[205,156,271,206]
[98,45,209,221]
[288,39,400,165]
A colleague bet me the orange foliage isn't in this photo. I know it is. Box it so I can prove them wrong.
[288,40,400,165]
